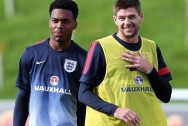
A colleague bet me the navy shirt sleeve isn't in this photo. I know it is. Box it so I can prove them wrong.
[80,41,106,85]
[79,41,118,115]
[156,45,172,80]
[13,88,30,126]
[16,49,31,90]
[78,83,118,115]
[147,45,172,103]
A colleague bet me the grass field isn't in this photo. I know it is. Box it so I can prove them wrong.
[0,0,187,99]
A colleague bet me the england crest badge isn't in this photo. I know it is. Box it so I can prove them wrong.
[64,59,77,72]
[135,75,144,85]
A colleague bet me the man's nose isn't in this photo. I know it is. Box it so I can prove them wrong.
[57,21,63,28]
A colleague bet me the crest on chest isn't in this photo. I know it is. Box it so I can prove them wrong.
[64,59,77,72]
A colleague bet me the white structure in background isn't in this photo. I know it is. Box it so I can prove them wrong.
[3,0,15,18]
[161,88,188,126]
[171,88,188,101]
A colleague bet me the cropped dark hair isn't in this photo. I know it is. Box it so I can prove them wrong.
[49,0,78,20]
[113,0,141,15]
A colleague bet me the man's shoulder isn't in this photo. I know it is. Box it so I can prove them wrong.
[26,39,47,50]
[140,36,155,43]
[98,35,114,42]
[24,39,48,55]
[72,41,87,54]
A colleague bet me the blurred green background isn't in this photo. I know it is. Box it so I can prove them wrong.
[0,0,187,99]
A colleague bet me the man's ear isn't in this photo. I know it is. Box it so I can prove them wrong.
[74,21,78,30]
[49,19,51,28]
[113,15,118,25]
[140,12,144,22]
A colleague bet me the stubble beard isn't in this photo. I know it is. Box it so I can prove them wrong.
[122,26,139,39]
[123,30,137,38]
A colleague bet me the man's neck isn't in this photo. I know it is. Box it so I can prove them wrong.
[117,33,139,43]
[49,39,72,51]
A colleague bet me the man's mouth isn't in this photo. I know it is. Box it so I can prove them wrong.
[124,25,134,32]
[55,31,64,36]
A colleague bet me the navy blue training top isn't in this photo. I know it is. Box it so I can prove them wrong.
[16,38,87,126]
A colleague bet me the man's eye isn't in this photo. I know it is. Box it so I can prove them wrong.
[52,20,58,23]
[129,15,136,19]
[63,20,71,24]
[119,17,125,21]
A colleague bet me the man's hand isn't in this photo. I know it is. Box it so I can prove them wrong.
[122,50,153,74]
[114,107,140,126]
